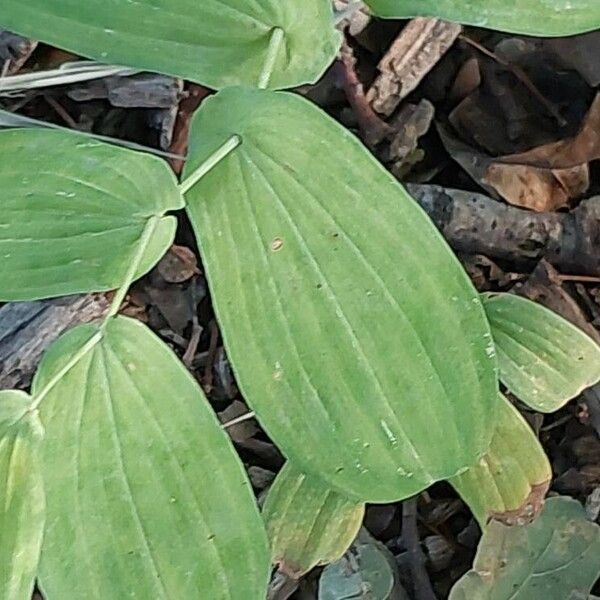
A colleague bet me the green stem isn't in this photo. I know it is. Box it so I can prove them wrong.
[27,28,286,412]
[104,215,160,323]
[178,135,241,196]
[29,215,161,410]
[29,329,103,411]
[258,27,284,89]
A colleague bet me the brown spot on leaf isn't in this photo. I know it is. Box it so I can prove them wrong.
[489,480,550,526]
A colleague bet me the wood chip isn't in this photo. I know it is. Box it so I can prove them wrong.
[367,18,462,116]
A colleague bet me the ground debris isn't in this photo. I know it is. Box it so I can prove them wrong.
[367,19,462,117]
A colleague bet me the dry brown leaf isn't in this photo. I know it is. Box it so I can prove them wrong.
[483,162,589,211]
[439,93,600,212]
[499,92,600,170]
[157,244,199,283]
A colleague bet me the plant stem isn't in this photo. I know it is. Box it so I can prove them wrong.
[29,215,162,410]
[258,27,284,89]
[29,330,103,412]
[104,215,160,323]
[222,411,256,429]
[178,135,241,196]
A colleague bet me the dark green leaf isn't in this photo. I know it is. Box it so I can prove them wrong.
[184,86,498,502]
[33,316,270,599]
[483,293,600,412]
[0,129,183,301]
[0,390,45,600]
[450,396,551,527]
[450,497,600,600]
[364,0,600,36]
[0,1,341,89]
[263,462,364,577]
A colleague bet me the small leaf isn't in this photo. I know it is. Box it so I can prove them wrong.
[319,531,405,600]
[263,462,364,577]
[33,316,270,599]
[0,1,341,90]
[449,496,600,600]
[0,129,183,301]
[450,395,551,527]
[184,86,498,503]
[364,0,600,36]
[483,293,600,412]
[0,390,45,600]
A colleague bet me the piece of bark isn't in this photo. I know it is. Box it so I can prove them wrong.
[0,293,109,389]
[0,30,37,75]
[367,18,462,117]
[387,99,435,177]
[334,0,371,36]
[407,184,600,275]
[67,74,183,109]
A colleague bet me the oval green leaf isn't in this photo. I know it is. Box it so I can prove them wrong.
[483,293,600,413]
[263,462,364,577]
[32,316,270,599]
[449,496,600,600]
[0,129,183,302]
[0,1,340,90]
[0,390,45,600]
[184,86,498,502]
[450,396,551,528]
[319,532,401,600]
[364,0,600,36]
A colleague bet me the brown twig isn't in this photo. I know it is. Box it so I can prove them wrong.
[459,34,566,127]
[182,315,202,367]
[202,319,219,393]
[401,497,438,600]
[337,41,393,148]
[44,95,78,129]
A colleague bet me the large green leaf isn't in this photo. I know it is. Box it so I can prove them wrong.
[0,129,183,302]
[32,316,270,599]
[0,1,340,90]
[364,0,600,36]
[0,390,45,600]
[449,496,600,600]
[184,86,498,503]
[450,396,551,527]
[483,293,600,413]
[263,462,364,577]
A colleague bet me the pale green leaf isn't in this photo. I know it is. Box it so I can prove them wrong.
[319,531,405,600]
[0,390,45,600]
[364,0,600,36]
[0,129,183,302]
[449,496,600,600]
[32,316,270,599]
[0,1,341,90]
[263,462,364,577]
[450,396,551,528]
[184,86,498,503]
[483,293,600,412]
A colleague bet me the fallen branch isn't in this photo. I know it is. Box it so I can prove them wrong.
[408,184,600,276]
[0,293,109,389]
